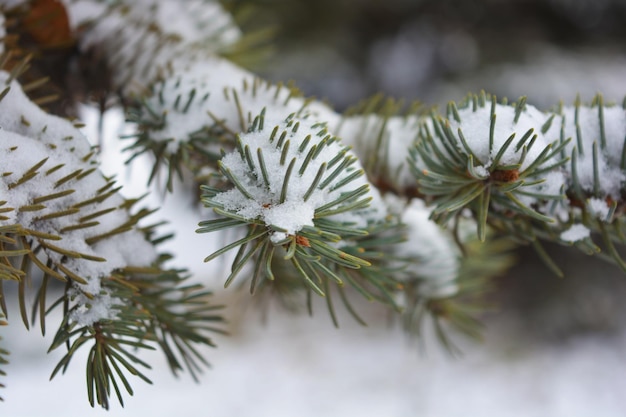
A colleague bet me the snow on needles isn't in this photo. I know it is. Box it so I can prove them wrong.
[136,58,339,155]
[0,72,157,326]
[66,0,242,95]
[213,114,384,243]
[548,102,626,199]
[449,102,552,171]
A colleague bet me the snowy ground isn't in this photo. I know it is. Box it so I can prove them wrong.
[3,105,626,416]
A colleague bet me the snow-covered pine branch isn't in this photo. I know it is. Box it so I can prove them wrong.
[0,4,466,403]
[0,69,154,322]
[0,64,223,408]
[58,0,626,320]
[197,111,402,313]
[412,93,626,272]
[338,90,626,273]
[551,96,626,268]
[125,58,340,189]
[42,0,626,321]
[64,0,464,304]
[4,0,626,407]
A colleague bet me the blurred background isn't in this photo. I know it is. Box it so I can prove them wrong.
[241,0,626,109]
[4,0,626,415]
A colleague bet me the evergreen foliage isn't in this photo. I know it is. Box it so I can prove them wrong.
[0,0,625,409]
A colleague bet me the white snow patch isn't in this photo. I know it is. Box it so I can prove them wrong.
[560,224,591,242]
[68,289,122,327]
[587,197,610,220]
[473,164,490,178]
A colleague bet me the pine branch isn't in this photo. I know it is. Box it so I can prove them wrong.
[128,268,226,382]
[0,63,225,407]
[61,1,534,336]
[412,94,566,239]
[5,0,625,393]
[198,111,403,318]
[48,264,224,409]
[124,61,338,190]
[64,0,243,97]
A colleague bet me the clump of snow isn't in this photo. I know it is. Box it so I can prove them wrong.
[560,223,591,242]
[388,196,460,298]
[586,197,610,220]
[213,114,381,243]
[540,171,567,197]
[449,102,552,171]
[0,74,92,156]
[473,164,490,178]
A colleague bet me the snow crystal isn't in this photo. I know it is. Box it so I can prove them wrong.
[560,223,591,242]
[473,165,490,178]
